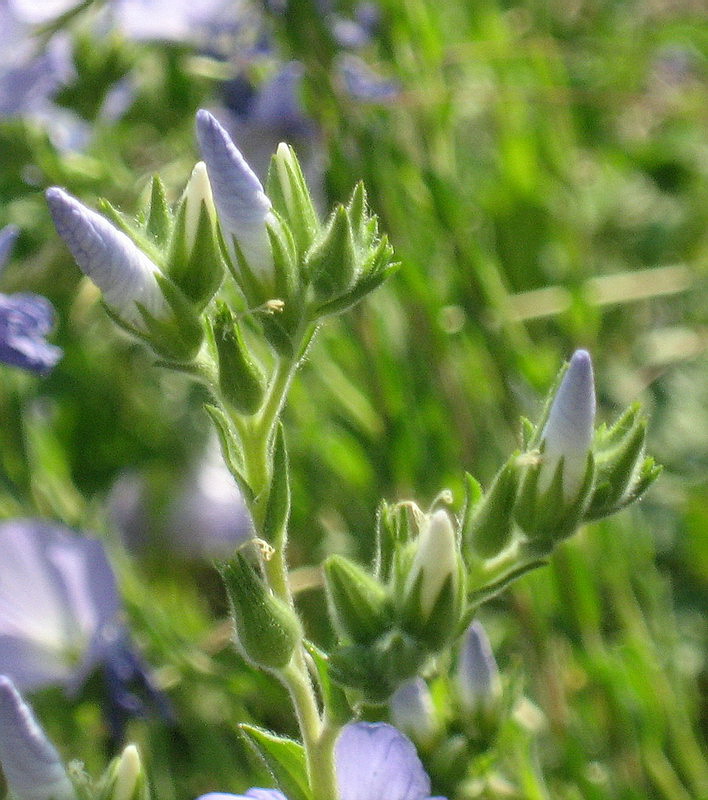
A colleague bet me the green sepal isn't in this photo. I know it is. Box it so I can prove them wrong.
[313,259,399,319]
[203,404,254,503]
[328,630,426,703]
[520,417,536,450]
[302,641,352,723]
[398,564,466,652]
[240,725,311,800]
[306,205,357,300]
[145,175,172,247]
[585,406,659,520]
[464,455,519,560]
[219,552,302,670]
[167,200,224,309]
[212,303,265,415]
[229,233,272,307]
[323,555,391,644]
[98,197,163,267]
[135,274,204,362]
[267,214,298,300]
[374,499,424,582]
[515,451,594,548]
[259,306,299,359]
[266,143,320,255]
[263,425,291,543]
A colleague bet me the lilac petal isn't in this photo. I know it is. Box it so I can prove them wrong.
[0,675,76,800]
[335,722,435,800]
[195,109,274,277]
[45,187,168,327]
[0,520,120,692]
[541,349,596,499]
[0,224,19,272]
[0,293,63,374]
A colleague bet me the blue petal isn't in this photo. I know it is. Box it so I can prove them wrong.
[0,675,76,800]
[46,187,167,326]
[336,722,440,800]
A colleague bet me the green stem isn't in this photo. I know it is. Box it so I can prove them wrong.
[280,660,341,800]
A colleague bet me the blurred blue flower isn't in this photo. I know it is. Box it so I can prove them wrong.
[540,349,596,500]
[337,53,401,103]
[0,225,62,375]
[0,519,169,739]
[197,722,446,800]
[0,675,76,800]
[109,440,253,559]
[0,4,74,117]
[455,621,501,715]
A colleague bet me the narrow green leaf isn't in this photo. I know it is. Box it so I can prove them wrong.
[240,725,311,800]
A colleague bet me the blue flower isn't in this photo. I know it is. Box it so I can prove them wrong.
[0,225,62,375]
[540,349,596,500]
[0,675,76,800]
[0,519,169,739]
[197,722,446,800]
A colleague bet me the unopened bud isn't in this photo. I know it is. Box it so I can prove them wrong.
[219,553,302,670]
[455,621,501,715]
[540,350,595,501]
[389,678,437,746]
[324,555,391,645]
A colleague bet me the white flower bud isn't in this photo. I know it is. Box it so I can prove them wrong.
[405,509,459,620]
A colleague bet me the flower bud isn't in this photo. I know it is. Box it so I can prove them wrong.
[464,456,519,560]
[97,745,149,800]
[539,349,595,501]
[0,676,76,800]
[167,162,224,309]
[219,553,302,670]
[266,142,319,254]
[46,187,168,329]
[400,510,465,650]
[389,678,437,746]
[455,622,501,715]
[306,205,357,300]
[212,302,264,415]
[324,555,391,645]
[195,110,276,293]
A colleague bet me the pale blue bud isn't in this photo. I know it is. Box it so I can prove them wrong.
[455,621,501,714]
[540,349,595,500]
[195,110,275,279]
[389,678,437,746]
[0,675,76,800]
[46,188,169,329]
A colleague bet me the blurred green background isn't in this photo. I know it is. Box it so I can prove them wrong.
[0,0,705,798]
